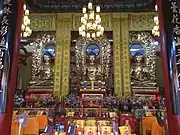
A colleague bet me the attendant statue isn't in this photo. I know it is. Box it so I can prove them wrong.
[43,55,53,80]
[131,55,156,87]
[29,55,54,87]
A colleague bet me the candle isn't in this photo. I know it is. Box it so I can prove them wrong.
[96,6,100,12]
[25,9,29,15]
[87,23,91,29]
[87,33,90,38]
[88,2,93,9]
[100,27,104,33]
[82,32,86,37]
[23,4,26,10]
[92,33,95,38]
[89,13,94,20]
[153,25,159,31]
[154,16,158,22]
[81,25,85,30]
[93,23,97,28]
[81,17,84,23]
[84,13,88,19]
[96,31,101,37]
[155,5,158,11]
[82,7,86,13]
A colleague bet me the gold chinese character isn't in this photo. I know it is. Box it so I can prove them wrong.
[171,2,178,13]
[3,6,12,15]
[1,16,8,25]
[177,59,180,65]
[0,57,3,69]
[178,49,180,54]
[172,14,180,24]
[0,26,8,36]
[0,37,5,47]
[175,37,180,44]
[0,50,4,57]
[3,0,12,6]
[173,25,180,35]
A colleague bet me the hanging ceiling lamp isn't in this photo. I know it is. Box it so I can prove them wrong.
[79,2,104,39]
[21,4,32,38]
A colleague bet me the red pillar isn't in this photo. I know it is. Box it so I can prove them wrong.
[0,0,24,135]
[158,0,180,134]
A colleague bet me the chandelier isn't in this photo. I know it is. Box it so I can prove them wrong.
[79,2,104,39]
[152,5,159,37]
[21,4,32,38]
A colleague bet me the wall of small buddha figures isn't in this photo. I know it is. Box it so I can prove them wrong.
[28,12,156,98]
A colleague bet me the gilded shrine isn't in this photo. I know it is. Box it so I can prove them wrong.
[28,12,156,98]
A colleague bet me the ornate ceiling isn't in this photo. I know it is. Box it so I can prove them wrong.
[25,0,156,13]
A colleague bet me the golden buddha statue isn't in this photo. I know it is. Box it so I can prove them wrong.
[81,55,105,90]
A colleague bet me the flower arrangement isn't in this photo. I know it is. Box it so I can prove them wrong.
[14,90,26,108]
[102,95,119,110]
[64,93,79,109]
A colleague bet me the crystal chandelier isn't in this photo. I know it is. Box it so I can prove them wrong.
[21,4,32,38]
[79,2,104,39]
[152,5,159,37]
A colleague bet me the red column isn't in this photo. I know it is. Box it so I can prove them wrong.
[158,0,180,134]
[0,0,24,135]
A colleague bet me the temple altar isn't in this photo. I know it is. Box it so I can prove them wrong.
[10,1,168,135]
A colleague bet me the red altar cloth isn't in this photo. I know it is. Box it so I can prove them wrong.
[120,114,137,134]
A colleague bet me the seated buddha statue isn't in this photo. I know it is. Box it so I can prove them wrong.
[82,55,105,90]
[131,55,156,87]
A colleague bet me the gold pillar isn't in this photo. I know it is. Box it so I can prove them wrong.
[113,13,122,97]
[59,13,71,97]
[121,14,131,96]
[54,14,63,98]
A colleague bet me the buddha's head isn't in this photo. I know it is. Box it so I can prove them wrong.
[44,55,51,63]
[89,55,96,64]
[134,52,144,63]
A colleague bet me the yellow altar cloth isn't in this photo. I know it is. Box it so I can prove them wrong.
[119,125,132,135]
[86,120,96,126]
[84,126,97,135]
[75,120,85,128]
[151,120,165,135]
[142,116,156,135]
[101,126,112,135]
